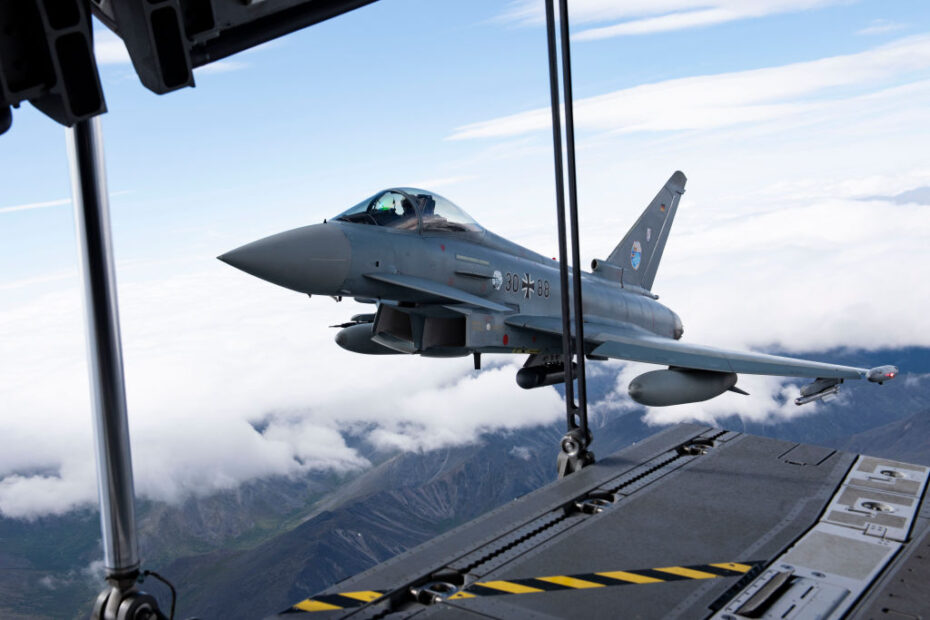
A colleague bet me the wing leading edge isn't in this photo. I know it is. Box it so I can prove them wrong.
[505,315,867,380]
[364,273,511,312]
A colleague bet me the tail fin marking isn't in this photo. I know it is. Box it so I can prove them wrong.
[604,171,686,291]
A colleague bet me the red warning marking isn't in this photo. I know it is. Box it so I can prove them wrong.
[503,334,509,345]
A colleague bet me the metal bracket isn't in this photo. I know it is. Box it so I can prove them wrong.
[92,582,165,620]
[558,428,594,478]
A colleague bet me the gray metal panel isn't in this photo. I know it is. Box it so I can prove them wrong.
[847,519,930,619]
[780,524,899,581]
[821,455,929,543]
[714,523,901,620]
[449,434,852,619]
[316,424,710,596]
[779,443,836,466]
[713,455,929,619]
[431,598,564,620]
[845,456,929,497]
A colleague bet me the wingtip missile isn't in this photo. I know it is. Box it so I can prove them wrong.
[795,385,840,406]
[795,377,842,406]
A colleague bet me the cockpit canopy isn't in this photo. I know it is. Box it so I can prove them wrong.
[333,188,483,234]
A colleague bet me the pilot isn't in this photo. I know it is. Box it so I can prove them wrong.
[396,197,417,229]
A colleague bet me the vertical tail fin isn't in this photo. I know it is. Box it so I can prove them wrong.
[604,171,686,291]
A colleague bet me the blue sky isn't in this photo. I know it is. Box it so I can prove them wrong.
[2,0,930,517]
[3,0,928,288]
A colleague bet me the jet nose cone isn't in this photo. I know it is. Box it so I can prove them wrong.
[219,223,351,295]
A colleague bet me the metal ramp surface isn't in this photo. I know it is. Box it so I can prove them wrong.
[274,423,930,619]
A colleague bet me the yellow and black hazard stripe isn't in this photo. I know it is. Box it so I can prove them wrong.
[447,562,757,600]
[287,561,759,613]
[289,590,383,612]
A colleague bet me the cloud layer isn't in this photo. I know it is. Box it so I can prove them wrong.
[4,163,927,518]
[0,268,563,518]
[450,36,930,140]
[499,0,845,39]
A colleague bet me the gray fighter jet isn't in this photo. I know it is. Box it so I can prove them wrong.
[219,172,897,406]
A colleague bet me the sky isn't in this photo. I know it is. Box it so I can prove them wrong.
[1,0,929,518]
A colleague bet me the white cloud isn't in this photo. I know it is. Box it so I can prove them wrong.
[33,559,105,592]
[857,19,907,36]
[0,198,70,215]
[0,265,563,518]
[498,0,845,38]
[575,8,751,39]
[449,35,930,140]
[0,191,130,217]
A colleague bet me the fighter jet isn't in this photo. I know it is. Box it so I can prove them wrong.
[219,172,897,407]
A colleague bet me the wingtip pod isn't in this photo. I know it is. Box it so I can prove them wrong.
[868,365,899,384]
[796,365,898,406]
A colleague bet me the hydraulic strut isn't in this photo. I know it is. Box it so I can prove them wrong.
[544,0,594,477]
[68,117,165,619]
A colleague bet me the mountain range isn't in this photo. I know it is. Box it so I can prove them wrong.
[1,347,927,619]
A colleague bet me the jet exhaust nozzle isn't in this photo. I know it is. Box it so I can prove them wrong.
[516,362,577,389]
[628,368,738,406]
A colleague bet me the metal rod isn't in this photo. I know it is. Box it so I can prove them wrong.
[544,0,576,427]
[558,0,589,439]
[67,116,140,579]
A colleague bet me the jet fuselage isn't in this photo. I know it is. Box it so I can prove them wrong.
[221,177,896,406]
[223,218,681,358]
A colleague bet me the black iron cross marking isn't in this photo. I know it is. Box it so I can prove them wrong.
[521,273,535,299]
